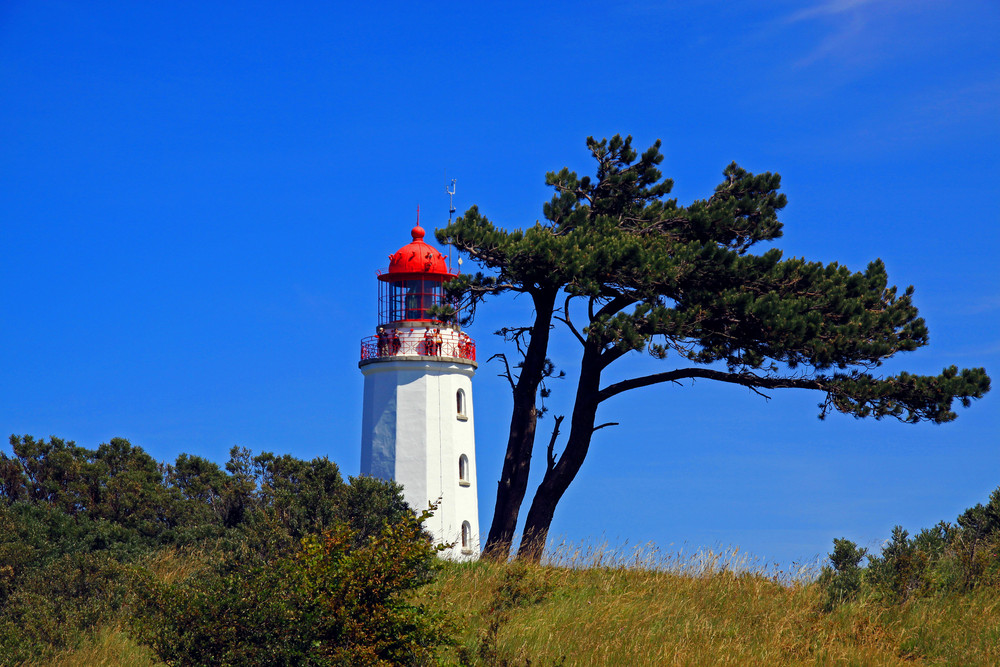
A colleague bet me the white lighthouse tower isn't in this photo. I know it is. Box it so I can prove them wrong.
[359,223,480,560]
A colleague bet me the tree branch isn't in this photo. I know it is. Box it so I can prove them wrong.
[546,415,565,473]
[488,353,517,392]
[598,345,627,371]
[597,368,829,403]
[593,294,635,320]
[556,294,586,346]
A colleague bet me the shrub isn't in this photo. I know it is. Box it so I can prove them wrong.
[0,551,149,664]
[138,509,450,666]
[867,526,931,601]
[820,486,1000,609]
[1,436,437,665]
[953,488,1000,588]
[818,537,867,609]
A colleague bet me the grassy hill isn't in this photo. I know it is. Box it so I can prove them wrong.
[423,556,1000,666]
[36,550,1000,666]
[5,437,999,666]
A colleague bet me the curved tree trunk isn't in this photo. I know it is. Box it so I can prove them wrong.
[481,290,557,560]
[517,342,603,562]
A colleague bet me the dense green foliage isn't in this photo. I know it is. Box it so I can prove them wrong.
[138,513,449,666]
[0,435,447,666]
[438,134,991,560]
[821,486,1000,609]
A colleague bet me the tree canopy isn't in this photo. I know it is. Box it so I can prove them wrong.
[438,135,991,561]
[0,435,448,664]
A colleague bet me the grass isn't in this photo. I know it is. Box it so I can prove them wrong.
[419,542,1000,666]
[31,542,1000,666]
[40,626,159,667]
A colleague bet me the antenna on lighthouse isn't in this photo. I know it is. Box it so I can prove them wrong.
[446,178,457,223]
[446,177,457,273]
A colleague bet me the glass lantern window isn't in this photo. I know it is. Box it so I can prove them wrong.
[381,278,444,323]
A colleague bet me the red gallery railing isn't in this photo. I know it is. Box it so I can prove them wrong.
[360,330,476,362]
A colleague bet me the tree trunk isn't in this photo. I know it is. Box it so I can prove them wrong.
[481,290,557,560]
[516,341,603,562]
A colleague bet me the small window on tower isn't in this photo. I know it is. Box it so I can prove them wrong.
[459,454,470,486]
[461,521,472,554]
[456,389,467,420]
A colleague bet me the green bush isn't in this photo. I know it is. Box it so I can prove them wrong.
[138,509,450,666]
[867,526,932,601]
[0,551,149,664]
[1,435,439,665]
[821,485,1000,608]
[818,537,867,609]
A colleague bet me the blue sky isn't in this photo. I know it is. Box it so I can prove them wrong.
[2,0,998,568]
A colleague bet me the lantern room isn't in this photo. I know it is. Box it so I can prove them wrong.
[360,224,476,364]
[377,224,455,325]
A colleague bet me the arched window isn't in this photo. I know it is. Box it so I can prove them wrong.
[461,521,472,552]
[458,454,470,486]
[456,388,467,419]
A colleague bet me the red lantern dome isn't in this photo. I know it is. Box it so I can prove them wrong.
[374,224,455,325]
[383,225,453,279]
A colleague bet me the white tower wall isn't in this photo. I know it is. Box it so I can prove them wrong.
[360,357,480,560]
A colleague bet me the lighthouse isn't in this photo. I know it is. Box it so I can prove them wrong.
[359,223,480,560]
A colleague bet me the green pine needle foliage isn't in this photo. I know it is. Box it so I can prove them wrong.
[437,134,989,424]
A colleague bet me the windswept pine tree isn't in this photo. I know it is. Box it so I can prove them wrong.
[438,135,991,561]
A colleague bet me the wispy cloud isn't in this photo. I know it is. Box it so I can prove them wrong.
[790,12,867,69]
[777,0,939,70]
[956,293,1000,317]
[744,0,1000,156]
[844,74,1000,153]
[945,340,1000,359]
[785,0,889,24]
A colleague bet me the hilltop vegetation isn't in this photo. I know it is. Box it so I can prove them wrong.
[2,435,999,665]
[422,557,1000,665]
[0,435,448,665]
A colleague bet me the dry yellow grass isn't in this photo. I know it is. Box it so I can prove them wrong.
[142,544,214,584]
[422,543,1000,666]
[36,625,159,667]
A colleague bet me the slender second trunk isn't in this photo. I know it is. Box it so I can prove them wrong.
[517,341,603,562]
[481,290,557,560]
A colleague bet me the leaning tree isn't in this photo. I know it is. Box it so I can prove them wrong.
[438,135,991,562]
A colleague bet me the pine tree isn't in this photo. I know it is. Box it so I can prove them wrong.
[438,135,991,561]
